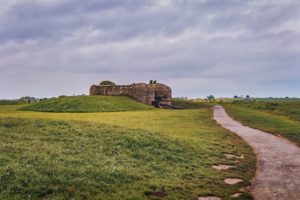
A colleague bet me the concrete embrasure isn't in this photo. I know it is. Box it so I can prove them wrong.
[213,106,300,200]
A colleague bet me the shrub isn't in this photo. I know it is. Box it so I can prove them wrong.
[265,102,279,111]
[99,80,116,86]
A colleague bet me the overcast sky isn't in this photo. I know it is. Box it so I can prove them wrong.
[0,0,299,99]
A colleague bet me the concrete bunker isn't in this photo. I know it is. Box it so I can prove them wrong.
[90,82,172,107]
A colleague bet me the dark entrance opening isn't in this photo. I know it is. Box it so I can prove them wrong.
[152,92,166,107]
[155,96,163,102]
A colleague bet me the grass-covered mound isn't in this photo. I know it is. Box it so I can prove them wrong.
[20,96,154,113]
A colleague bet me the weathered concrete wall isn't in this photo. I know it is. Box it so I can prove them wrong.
[90,83,171,105]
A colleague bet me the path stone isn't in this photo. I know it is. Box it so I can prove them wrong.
[224,153,244,159]
[212,165,235,170]
[198,197,221,200]
[231,193,242,198]
[213,106,300,200]
[224,178,243,185]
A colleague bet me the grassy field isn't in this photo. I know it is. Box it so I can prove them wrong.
[229,101,300,122]
[0,100,256,199]
[20,96,154,113]
[224,102,300,146]
[213,97,300,103]
[0,100,22,105]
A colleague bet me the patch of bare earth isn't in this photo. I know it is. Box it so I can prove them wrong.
[144,187,166,198]
[231,193,242,198]
[213,106,300,200]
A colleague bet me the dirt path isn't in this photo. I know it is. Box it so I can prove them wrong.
[213,106,300,200]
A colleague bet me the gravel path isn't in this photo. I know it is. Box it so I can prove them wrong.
[213,105,300,200]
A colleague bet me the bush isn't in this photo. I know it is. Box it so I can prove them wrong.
[99,80,116,86]
[265,102,279,111]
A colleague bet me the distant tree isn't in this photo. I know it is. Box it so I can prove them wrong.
[207,95,215,102]
[234,95,238,98]
[99,80,116,86]
[19,96,37,104]
[153,80,157,84]
[149,80,153,84]
[246,95,250,99]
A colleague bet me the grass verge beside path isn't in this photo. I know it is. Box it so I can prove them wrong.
[224,104,300,146]
[0,105,256,199]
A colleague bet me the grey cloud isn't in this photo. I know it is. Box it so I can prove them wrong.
[0,0,299,98]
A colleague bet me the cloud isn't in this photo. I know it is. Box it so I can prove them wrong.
[0,0,299,98]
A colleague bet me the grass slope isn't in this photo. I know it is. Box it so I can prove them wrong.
[0,106,255,199]
[20,96,154,113]
[224,103,300,146]
[171,99,211,109]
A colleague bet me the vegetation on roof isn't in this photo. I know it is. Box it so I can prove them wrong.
[99,80,116,86]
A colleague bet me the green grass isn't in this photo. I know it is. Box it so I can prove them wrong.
[230,101,300,122]
[215,98,300,103]
[0,100,23,105]
[20,96,154,113]
[171,99,211,109]
[224,103,300,146]
[0,106,256,199]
